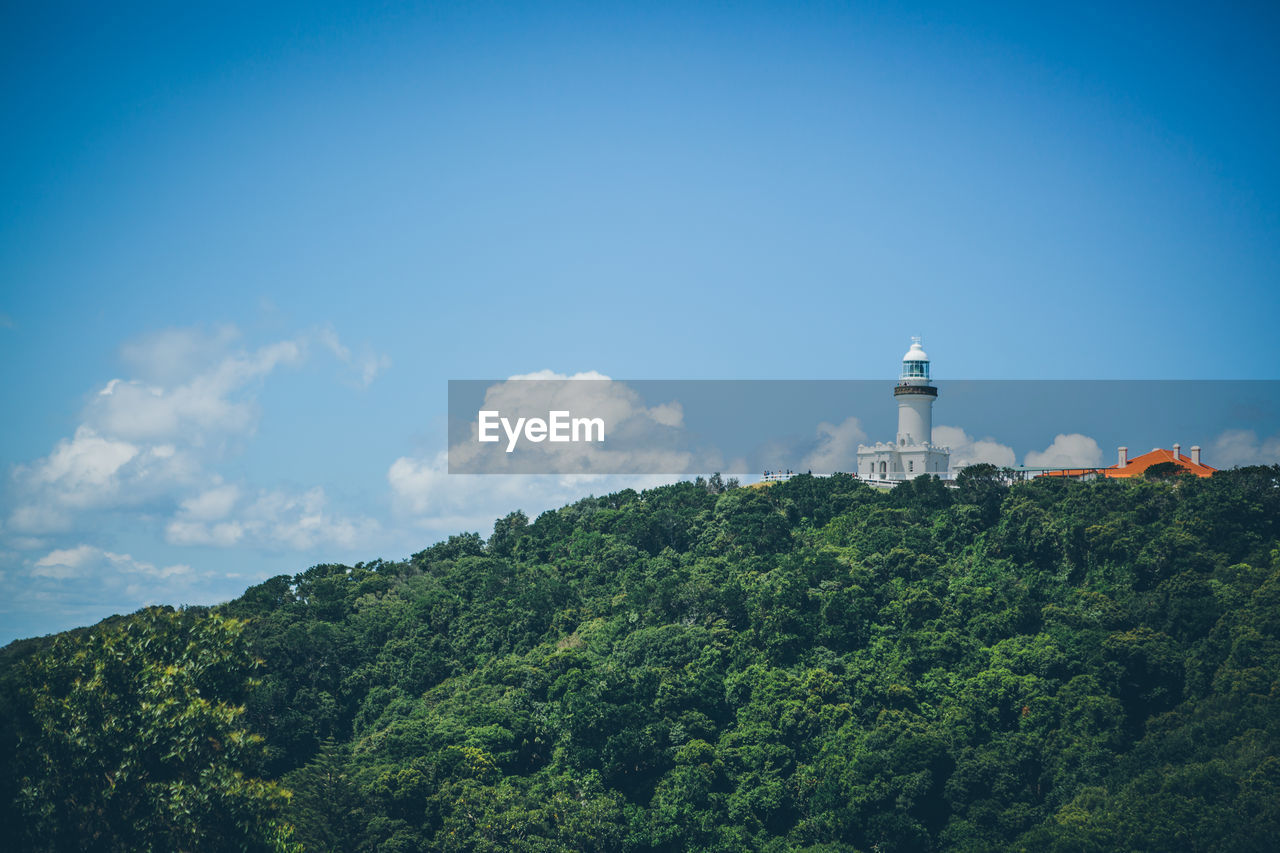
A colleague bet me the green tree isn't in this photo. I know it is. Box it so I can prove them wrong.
[955,462,1009,527]
[7,468,1280,852]
[282,738,365,852]
[14,608,298,853]
[1143,460,1186,481]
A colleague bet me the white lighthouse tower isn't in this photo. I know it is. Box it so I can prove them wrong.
[896,337,935,446]
[857,337,951,481]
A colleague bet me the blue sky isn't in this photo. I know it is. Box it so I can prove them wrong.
[2,1,1279,642]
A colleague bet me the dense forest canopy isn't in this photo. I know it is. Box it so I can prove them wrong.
[3,465,1280,851]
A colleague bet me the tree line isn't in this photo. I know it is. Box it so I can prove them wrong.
[2,464,1279,851]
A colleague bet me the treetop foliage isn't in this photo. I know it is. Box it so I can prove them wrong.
[3,467,1280,851]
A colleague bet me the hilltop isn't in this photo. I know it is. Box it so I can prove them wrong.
[3,466,1280,852]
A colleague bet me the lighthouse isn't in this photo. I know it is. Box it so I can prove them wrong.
[896,337,936,446]
[857,337,951,481]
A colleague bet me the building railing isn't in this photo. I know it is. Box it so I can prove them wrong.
[893,383,938,397]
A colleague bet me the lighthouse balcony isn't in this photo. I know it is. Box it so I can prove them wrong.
[857,440,951,453]
[893,383,938,397]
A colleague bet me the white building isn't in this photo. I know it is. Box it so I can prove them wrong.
[857,337,951,481]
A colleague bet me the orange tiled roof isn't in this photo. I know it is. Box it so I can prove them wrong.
[1040,447,1216,479]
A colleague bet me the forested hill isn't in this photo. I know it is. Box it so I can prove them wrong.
[3,466,1280,852]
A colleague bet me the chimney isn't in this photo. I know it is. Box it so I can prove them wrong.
[1191,445,1201,465]
[1173,443,1181,460]
[1118,446,1128,467]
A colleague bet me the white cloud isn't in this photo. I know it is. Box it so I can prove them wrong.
[317,327,391,388]
[389,451,545,522]
[29,426,140,493]
[31,544,190,581]
[649,402,684,428]
[242,486,377,550]
[32,545,100,578]
[1210,429,1280,468]
[119,325,240,385]
[1024,433,1103,468]
[801,417,867,473]
[165,519,246,547]
[932,425,1017,469]
[507,369,612,382]
[388,450,676,535]
[8,325,388,547]
[9,427,198,532]
[7,504,72,536]
[92,326,386,448]
[89,339,304,444]
[165,485,378,551]
[177,484,241,522]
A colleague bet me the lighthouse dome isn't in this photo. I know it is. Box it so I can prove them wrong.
[902,338,929,362]
[900,337,930,381]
